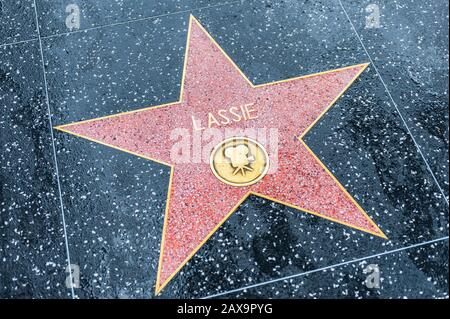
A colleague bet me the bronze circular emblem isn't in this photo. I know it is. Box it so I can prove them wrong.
[210,137,269,187]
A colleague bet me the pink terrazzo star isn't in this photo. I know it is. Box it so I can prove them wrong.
[56,15,386,294]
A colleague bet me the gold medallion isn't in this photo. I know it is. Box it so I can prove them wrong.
[210,137,269,187]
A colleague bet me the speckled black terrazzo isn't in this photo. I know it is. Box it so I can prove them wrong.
[0,42,68,298]
[35,0,232,37]
[341,0,449,202]
[55,135,169,298]
[1,0,448,299]
[217,239,449,298]
[44,13,188,125]
[0,0,37,45]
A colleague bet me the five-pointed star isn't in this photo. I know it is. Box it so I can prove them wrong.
[55,15,386,294]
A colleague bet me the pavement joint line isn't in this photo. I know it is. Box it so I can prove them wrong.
[338,0,449,207]
[1,1,242,46]
[32,0,75,299]
[201,236,449,298]
[0,38,38,48]
[1,1,242,48]
[41,0,242,40]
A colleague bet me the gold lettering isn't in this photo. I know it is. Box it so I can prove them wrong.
[245,103,258,120]
[191,103,258,130]
[217,109,230,125]
[191,116,205,131]
[240,104,248,121]
[207,113,220,128]
[229,106,242,122]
